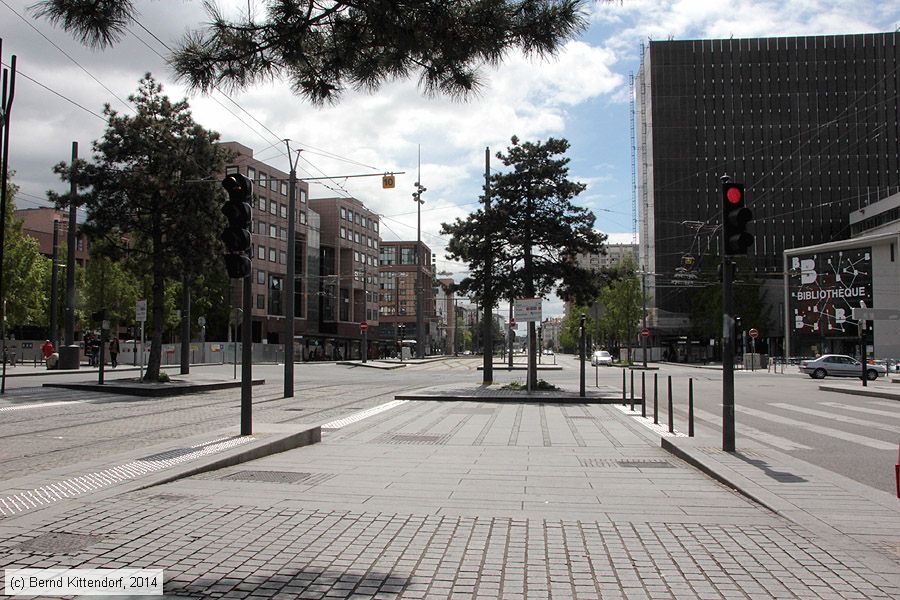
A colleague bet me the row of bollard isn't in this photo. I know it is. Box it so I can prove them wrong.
[622,369,694,437]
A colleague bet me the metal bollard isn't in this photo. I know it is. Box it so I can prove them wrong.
[667,375,674,434]
[622,369,626,405]
[596,363,599,388]
[630,369,634,411]
[688,378,694,437]
[641,371,646,418]
[653,373,658,424]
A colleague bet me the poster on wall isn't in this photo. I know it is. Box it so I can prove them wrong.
[789,247,872,337]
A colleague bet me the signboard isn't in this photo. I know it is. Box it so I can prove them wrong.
[749,328,759,339]
[514,298,542,322]
[360,321,369,331]
[136,299,147,322]
[640,328,650,337]
[789,248,872,338]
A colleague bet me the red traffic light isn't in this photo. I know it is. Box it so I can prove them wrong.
[726,186,742,204]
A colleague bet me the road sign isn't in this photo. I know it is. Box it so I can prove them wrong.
[641,328,650,337]
[514,298,542,322]
[749,328,759,339]
[360,321,369,331]
[382,174,395,189]
[136,299,147,322]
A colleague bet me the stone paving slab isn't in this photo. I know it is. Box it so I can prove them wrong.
[1,396,899,598]
[396,383,626,403]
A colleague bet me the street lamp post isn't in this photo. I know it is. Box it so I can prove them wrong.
[413,180,426,359]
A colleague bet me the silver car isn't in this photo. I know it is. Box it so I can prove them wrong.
[591,350,613,367]
[800,354,886,380]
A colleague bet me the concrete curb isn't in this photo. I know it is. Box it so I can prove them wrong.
[395,392,629,404]
[42,378,267,397]
[0,363,223,378]
[819,384,900,400]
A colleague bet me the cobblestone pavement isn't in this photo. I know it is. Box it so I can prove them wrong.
[1,397,898,599]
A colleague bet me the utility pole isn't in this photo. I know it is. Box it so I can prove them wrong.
[64,143,77,348]
[284,142,302,397]
[180,275,190,375]
[0,48,14,393]
[413,148,426,359]
[482,146,493,383]
[362,257,368,363]
[49,219,60,350]
[641,268,648,368]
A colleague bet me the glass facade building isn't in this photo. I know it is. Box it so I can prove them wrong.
[636,33,900,316]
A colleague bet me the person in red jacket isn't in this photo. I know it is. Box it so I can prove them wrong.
[41,340,54,363]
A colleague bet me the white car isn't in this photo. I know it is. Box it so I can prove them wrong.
[799,354,886,380]
[591,350,613,367]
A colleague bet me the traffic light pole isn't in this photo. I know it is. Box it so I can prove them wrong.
[284,143,301,398]
[722,256,735,452]
[241,271,253,435]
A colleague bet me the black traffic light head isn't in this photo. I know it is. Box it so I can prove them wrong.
[221,173,254,278]
[721,182,754,255]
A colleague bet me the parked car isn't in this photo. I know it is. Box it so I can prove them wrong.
[799,354,886,380]
[591,350,613,367]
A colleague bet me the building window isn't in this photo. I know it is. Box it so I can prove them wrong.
[257,294,265,309]
[269,224,277,238]
[341,207,347,220]
[280,204,287,218]
[269,248,277,262]
[348,211,354,224]
[279,227,287,240]
[258,220,266,235]
[225,165,238,175]
[258,245,266,260]
[280,250,287,265]
[300,211,307,225]
[256,270,265,284]
[269,201,277,215]
[258,197,266,211]
[340,227,346,239]
[247,166,256,180]
[300,189,307,204]
[270,178,278,192]
[269,274,284,315]
[400,246,417,265]
[280,181,288,196]
[259,172,267,187]
[380,246,396,265]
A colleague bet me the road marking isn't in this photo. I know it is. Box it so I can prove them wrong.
[820,402,900,420]
[0,400,85,413]
[0,436,253,517]
[613,404,687,437]
[772,403,900,434]
[738,406,896,450]
[691,407,813,451]
[321,400,409,430]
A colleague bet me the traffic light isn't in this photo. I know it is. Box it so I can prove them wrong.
[221,173,254,278]
[721,182,753,255]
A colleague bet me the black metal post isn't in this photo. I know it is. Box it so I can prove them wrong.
[621,368,626,404]
[629,368,634,410]
[688,377,694,437]
[861,323,867,387]
[482,147,492,382]
[668,375,674,434]
[653,373,658,424]
[180,276,190,375]
[285,143,300,397]
[579,314,586,397]
[595,362,598,388]
[98,325,105,385]
[241,273,252,435]
[641,371,646,417]
[50,220,59,350]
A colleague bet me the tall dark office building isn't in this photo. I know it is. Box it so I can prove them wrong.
[636,32,900,326]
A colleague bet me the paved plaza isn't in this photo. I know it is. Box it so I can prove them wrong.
[1,374,899,599]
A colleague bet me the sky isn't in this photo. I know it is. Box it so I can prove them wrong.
[1,0,898,320]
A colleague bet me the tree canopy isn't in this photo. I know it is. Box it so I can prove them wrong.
[34,0,588,104]
[2,184,51,329]
[50,75,230,380]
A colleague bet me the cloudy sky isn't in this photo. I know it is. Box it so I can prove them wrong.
[2,0,898,318]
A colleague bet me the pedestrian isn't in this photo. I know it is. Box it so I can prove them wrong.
[109,337,120,368]
[41,340,54,366]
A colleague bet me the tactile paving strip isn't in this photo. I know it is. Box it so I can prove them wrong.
[0,436,253,517]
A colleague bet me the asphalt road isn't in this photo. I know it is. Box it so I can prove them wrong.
[1,355,898,495]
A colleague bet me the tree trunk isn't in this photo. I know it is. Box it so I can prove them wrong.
[145,218,164,381]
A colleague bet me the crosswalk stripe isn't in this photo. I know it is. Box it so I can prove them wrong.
[691,407,813,450]
[738,406,896,449]
[821,402,900,420]
[772,403,900,434]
